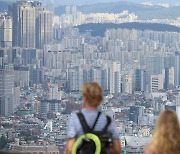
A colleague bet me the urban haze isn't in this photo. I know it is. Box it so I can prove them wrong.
[0,0,180,153]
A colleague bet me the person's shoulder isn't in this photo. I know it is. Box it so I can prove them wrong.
[71,110,80,115]
[99,112,113,125]
[69,110,80,119]
[101,112,112,119]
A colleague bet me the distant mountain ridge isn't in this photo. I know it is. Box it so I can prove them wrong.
[55,1,180,20]
[1,1,180,20]
[76,22,180,37]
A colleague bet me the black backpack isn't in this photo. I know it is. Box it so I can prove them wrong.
[76,111,112,154]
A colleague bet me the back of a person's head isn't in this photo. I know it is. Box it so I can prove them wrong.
[152,110,180,154]
[81,82,103,107]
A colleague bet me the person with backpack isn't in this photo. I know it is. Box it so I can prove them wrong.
[66,82,121,154]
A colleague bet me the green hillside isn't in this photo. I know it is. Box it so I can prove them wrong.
[76,22,180,37]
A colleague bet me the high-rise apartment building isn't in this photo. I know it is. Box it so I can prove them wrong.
[66,67,80,92]
[149,74,164,92]
[176,106,180,122]
[14,66,29,88]
[49,85,61,100]
[147,56,164,77]
[0,64,15,116]
[9,1,35,48]
[122,74,133,94]
[175,51,180,87]
[36,9,52,49]
[92,67,103,87]
[175,94,180,121]
[65,5,71,15]
[175,94,180,106]
[0,15,12,47]
[72,5,77,14]
[110,61,121,94]
[164,67,175,89]
[91,67,109,91]
[9,1,52,49]
[135,69,147,92]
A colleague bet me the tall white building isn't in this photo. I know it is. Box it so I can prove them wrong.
[92,67,102,87]
[14,86,20,110]
[164,67,175,89]
[14,66,29,88]
[10,1,36,48]
[176,106,180,122]
[91,67,109,91]
[169,67,175,86]
[72,5,77,14]
[122,74,133,94]
[65,5,71,15]
[66,67,80,92]
[36,9,52,49]
[175,94,180,121]
[110,61,121,94]
[149,74,164,92]
[175,51,180,87]
[9,1,52,48]
[49,85,61,100]
[0,15,12,47]
[175,94,180,106]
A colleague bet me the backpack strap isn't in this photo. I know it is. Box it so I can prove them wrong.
[102,115,112,132]
[77,112,91,134]
[91,111,101,131]
[77,111,101,133]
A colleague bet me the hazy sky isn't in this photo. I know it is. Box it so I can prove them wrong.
[49,0,180,5]
[5,0,180,6]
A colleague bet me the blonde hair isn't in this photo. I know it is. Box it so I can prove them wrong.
[82,82,103,107]
[151,110,180,154]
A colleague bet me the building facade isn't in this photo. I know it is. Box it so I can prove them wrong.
[0,64,15,116]
[175,51,180,87]
[150,74,164,92]
[110,61,121,94]
[9,1,52,49]
[0,15,12,47]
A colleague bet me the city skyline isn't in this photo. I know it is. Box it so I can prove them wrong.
[0,0,180,153]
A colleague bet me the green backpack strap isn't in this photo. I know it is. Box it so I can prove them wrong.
[72,133,101,154]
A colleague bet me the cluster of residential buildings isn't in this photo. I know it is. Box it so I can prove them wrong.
[54,5,180,28]
[54,6,137,27]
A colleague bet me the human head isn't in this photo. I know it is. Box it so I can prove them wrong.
[151,110,180,154]
[81,82,103,108]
